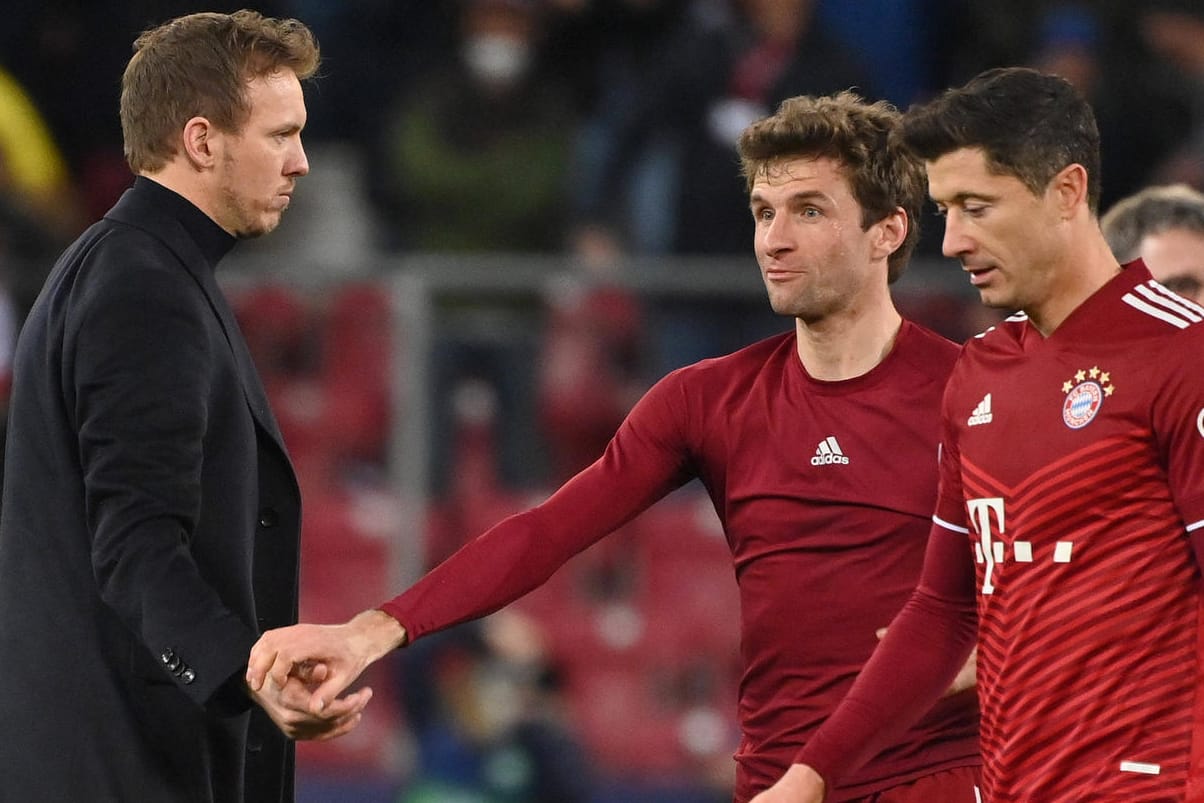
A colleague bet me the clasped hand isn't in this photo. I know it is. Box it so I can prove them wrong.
[247,659,373,741]
[246,609,407,732]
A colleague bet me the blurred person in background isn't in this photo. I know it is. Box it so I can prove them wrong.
[0,11,370,802]
[675,0,873,257]
[250,91,981,803]
[395,610,593,803]
[0,63,84,245]
[536,264,649,482]
[373,0,578,493]
[374,0,574,252]
[1137,0,1204,189]
[557,0,725,259]
[0,62,82,497]
[0,59,83,320]
[1027,2,1187,212]
[1102,183,1204,304]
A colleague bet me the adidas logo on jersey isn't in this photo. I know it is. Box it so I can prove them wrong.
[967,394,993,426]
[811,436,849,465]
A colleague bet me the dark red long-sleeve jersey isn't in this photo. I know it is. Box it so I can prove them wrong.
[381,321,979,801]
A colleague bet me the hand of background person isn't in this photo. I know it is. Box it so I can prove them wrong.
[876,627,977,697]
[748,763,826,803]
[246,609,407,715]
[247,663,373,741]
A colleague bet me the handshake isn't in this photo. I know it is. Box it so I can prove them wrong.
[243,609,408,741]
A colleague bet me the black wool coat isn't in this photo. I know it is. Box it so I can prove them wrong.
[0,177,301,802]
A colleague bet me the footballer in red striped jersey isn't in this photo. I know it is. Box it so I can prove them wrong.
[784,67,1204,803]
[933,261,1204,801]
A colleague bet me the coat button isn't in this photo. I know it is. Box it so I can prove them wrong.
[258,508,278,528]
[160,648,176,664]
[166,655,182,672]
[180,668,196,685]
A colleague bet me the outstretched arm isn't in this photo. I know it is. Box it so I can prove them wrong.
[248,376,695,711]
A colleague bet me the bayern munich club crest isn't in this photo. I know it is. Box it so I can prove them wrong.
[1061,366,1114,429]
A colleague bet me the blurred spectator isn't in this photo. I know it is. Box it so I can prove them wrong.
[815,0,941,108]
[395,611,594,803]
[1139,1,1204,190]
[536,267,649,481]
[563,0,876,260]
[674,0,874,255]
[1,3,125,222]
[1,2,287,224]
[938,0,1047,85]
[1028,2,1188,211]
[0,61,84,500]
[561,0,721,258]
[1101,183,1204,304]
[374,0,575,252]
[369,0,579,490]
[278,1,454,148]
[0,63,83,316]
[0,65,83,241]
[425,379,516,566]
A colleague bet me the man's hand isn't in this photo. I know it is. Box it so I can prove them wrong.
[247,668,372,741]
[246,609,407,715]
[749,763,826,803]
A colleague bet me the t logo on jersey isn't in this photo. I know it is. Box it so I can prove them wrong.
[967,496,1075,595]
[1060,366,1114,430]
[967,497,1005,594]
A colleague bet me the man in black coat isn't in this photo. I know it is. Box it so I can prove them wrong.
[0,11,371,802]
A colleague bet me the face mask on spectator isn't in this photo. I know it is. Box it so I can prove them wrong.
[463,34,530,87]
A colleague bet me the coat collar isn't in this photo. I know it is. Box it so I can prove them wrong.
[105,177,289,453]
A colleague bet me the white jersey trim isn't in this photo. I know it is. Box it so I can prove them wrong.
[1186,518,1204,533]
[1122,290,1194,328]
[1134,282,1203,322]
[933,514,970,534]
[1148,279,1204,317]
[973,311,1026,340]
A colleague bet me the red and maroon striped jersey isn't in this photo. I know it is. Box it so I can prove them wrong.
[381,320,979,801]
[935,261,1204,801]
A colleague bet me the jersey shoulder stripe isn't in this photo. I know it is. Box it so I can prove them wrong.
[1148,279,1204,317]
[1121,281,1204,328]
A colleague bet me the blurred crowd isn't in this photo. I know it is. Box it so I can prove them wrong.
[3,0,1204,424]
[5,0,1204,267]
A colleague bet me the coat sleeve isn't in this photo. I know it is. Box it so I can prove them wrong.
[66,249,257,711]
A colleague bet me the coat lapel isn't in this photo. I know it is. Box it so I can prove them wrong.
[106,191,290,455]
